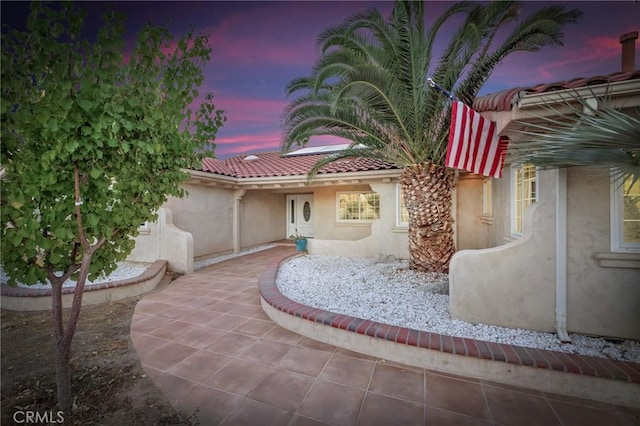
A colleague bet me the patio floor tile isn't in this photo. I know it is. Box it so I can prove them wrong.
[297,380,366,425]
[129,246,631,426]
[180,384,242,426]
[356,392,424,426]
[425,373,491,420]
[168,351,234,383]
[239,340,292,367]
[204,332,256,356]
[277,346,332,377]
[220,398,293,426]
[142,342,198,371]
[425,406,493,426]
[247,369,314,411]
[368,363,425,404]
[318,354,375,390]
[205,358,271,396]
[172,326,226,349]
[483,385,561,426]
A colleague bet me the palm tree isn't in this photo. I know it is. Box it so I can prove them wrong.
[281,0,582,273]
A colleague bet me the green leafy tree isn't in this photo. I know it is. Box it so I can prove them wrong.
[1,2,225,411]
[282,0,581,272]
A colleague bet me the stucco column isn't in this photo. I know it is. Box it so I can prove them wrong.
[233,189,246,254]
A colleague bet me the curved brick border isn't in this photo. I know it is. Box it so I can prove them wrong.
[259,254,640,388]
[1,260,167,311]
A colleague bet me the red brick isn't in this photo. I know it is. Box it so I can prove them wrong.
[500,344,521,364]
[588,357,630,381]
[485,342,507,362]
[416,332,431,349]
[524,348,551,369]
[407,329,419,347]
[451,336,467,355]
[512,346,535,367]
[612,360,640,383]
[355,320,373,335]
[542,350,569,372]
[396,328,409,344]
[553,352,584,375]
[464,339,480,358]
[346,318,364,333]
[385,326,400,342]
[375,323,391,339]
[337,315,354,330]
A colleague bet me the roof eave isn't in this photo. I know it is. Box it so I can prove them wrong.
[186,168,402,190]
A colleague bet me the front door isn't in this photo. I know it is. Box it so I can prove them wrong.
[287,194,314,238]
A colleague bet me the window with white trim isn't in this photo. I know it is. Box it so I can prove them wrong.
[611,175,640,252]
[337,191,380,222]
[396,184,409,227]
[511,163,537,235]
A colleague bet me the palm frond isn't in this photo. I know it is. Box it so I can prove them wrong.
[508,90,640,184]
[281,0,583,178]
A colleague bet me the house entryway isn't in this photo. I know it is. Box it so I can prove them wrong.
[286,194,314,238]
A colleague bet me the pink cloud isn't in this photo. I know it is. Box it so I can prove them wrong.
[215,96,287,126]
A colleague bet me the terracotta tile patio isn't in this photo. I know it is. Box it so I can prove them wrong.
[131,246,639,425]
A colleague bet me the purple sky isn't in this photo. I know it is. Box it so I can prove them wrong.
[2,1,638,158]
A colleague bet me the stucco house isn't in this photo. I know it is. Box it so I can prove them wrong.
[127,144,409,272]
[450,33,640,341]
[128,32,639,342]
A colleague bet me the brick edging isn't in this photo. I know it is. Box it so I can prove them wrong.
[259,253,640,384]
[1,260,168,297]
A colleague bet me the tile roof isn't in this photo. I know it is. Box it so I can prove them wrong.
[473,70,640,113]
[201,151,399,179]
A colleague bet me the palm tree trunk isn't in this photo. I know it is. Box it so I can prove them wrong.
[400,163,455,273]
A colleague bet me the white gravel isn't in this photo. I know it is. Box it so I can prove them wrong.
[1,245,277,289]
[1,262,152,289]
[276,255,640,363]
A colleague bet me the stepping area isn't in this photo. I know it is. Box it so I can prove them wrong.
[131,246,639,425]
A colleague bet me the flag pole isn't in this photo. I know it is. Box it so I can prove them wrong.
[427,78,456,101]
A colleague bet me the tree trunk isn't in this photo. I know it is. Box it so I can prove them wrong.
[50,280,73,412]
[54,336,73,411]
[49,250,93,412]
[400,163,455,273]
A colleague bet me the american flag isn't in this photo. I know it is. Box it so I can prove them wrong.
[446,101,507,178]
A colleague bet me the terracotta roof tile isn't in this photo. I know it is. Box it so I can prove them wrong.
[473,70,640,113]
[201,151,399,179]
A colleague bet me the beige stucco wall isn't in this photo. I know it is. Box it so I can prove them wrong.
[451,167,640,339]
[309,182,409,259]
[455,175,493,250]
[451,200,557,332]
[164,184,234,257]
[127,208,193,274]
[239,190,286,248]
[564,168,640,338]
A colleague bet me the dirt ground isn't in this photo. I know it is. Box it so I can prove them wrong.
[1,275,198,425]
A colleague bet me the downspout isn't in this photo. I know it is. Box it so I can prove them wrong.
[233,189,246,254]
[555,168,571,343]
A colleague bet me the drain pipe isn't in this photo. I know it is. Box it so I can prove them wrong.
[555,168,571,343]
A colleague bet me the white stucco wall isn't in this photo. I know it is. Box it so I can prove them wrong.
[164,184,234,257]
[239,190,286,248]
[309,182,409,259]
[450,167,640,339]
[564,168,640,339]
[127,208,193,274]
[455,175,492,250]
